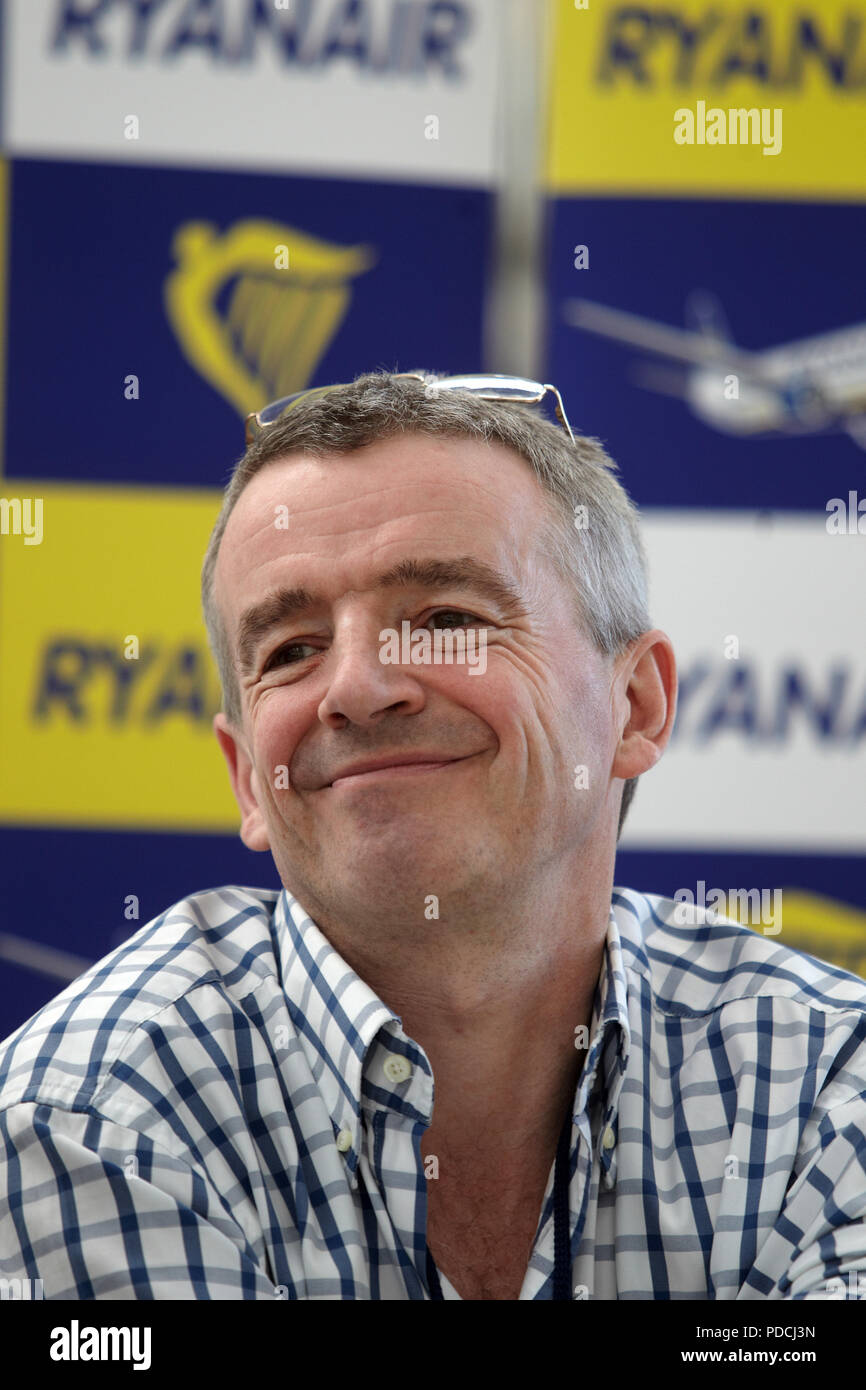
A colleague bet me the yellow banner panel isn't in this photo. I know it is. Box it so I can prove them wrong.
[546,0,866,199]
[0,484,239,831]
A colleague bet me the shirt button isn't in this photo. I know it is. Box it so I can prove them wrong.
[602,1125,616,1150]
[383,1054,412,1083]
[336,1128,353,1152]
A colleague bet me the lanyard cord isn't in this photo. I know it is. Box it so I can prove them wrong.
[425,1109,574,1301]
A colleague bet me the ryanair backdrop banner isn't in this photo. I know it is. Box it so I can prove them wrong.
[545,0,866,964]
[0,0,502,1032]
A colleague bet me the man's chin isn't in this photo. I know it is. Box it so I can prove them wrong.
[320,834,476,893]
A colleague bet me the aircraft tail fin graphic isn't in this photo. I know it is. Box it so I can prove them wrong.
[684,289,731,345]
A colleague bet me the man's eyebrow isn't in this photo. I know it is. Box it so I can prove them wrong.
[235,556,525,674]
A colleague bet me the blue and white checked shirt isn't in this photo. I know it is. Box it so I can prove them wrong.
[1,883,865,1300]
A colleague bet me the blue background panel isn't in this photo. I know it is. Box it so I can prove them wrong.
[4,157,491,487]
[546,195,866,511]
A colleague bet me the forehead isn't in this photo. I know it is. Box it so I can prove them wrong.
[213,432,557,626]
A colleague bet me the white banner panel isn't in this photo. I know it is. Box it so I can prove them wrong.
[5,0,502,185]
[623,510,866,851]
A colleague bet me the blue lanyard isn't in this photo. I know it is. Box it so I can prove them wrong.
[425,1107,574,1301]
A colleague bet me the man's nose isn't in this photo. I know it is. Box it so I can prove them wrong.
[316,620,427,726]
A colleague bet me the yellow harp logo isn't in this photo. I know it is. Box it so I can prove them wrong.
[164,220,377,416]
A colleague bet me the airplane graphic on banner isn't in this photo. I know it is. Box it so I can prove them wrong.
[563,293,866,448]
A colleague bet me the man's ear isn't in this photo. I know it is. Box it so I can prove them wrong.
[611,630,678,782]
[213,713,271,852]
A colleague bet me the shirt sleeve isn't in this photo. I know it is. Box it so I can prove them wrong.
[0,1101,286,1300]
[741,1091,866,1300]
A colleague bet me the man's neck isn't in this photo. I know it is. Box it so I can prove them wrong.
[314,891,609,1169]
[403,938,601,1172]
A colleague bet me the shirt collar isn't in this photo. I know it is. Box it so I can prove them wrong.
[273,888,403,1183]
[572,891,647,1186]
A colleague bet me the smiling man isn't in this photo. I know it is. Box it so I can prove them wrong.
[1,370,865,1301]
[205,374,673,1303]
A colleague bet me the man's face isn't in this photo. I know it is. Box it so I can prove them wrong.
[212,433,625,921]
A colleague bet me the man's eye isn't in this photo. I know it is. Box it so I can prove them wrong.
[262,643,314,672]
[425,610,480,628]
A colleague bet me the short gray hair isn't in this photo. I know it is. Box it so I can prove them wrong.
[201,370,651,837]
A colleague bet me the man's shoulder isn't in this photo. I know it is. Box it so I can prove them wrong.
[612,885,866,1020]
[0,883,283,1115]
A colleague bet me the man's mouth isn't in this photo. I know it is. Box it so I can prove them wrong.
[327,756,470,789]
[326,756,475,789]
